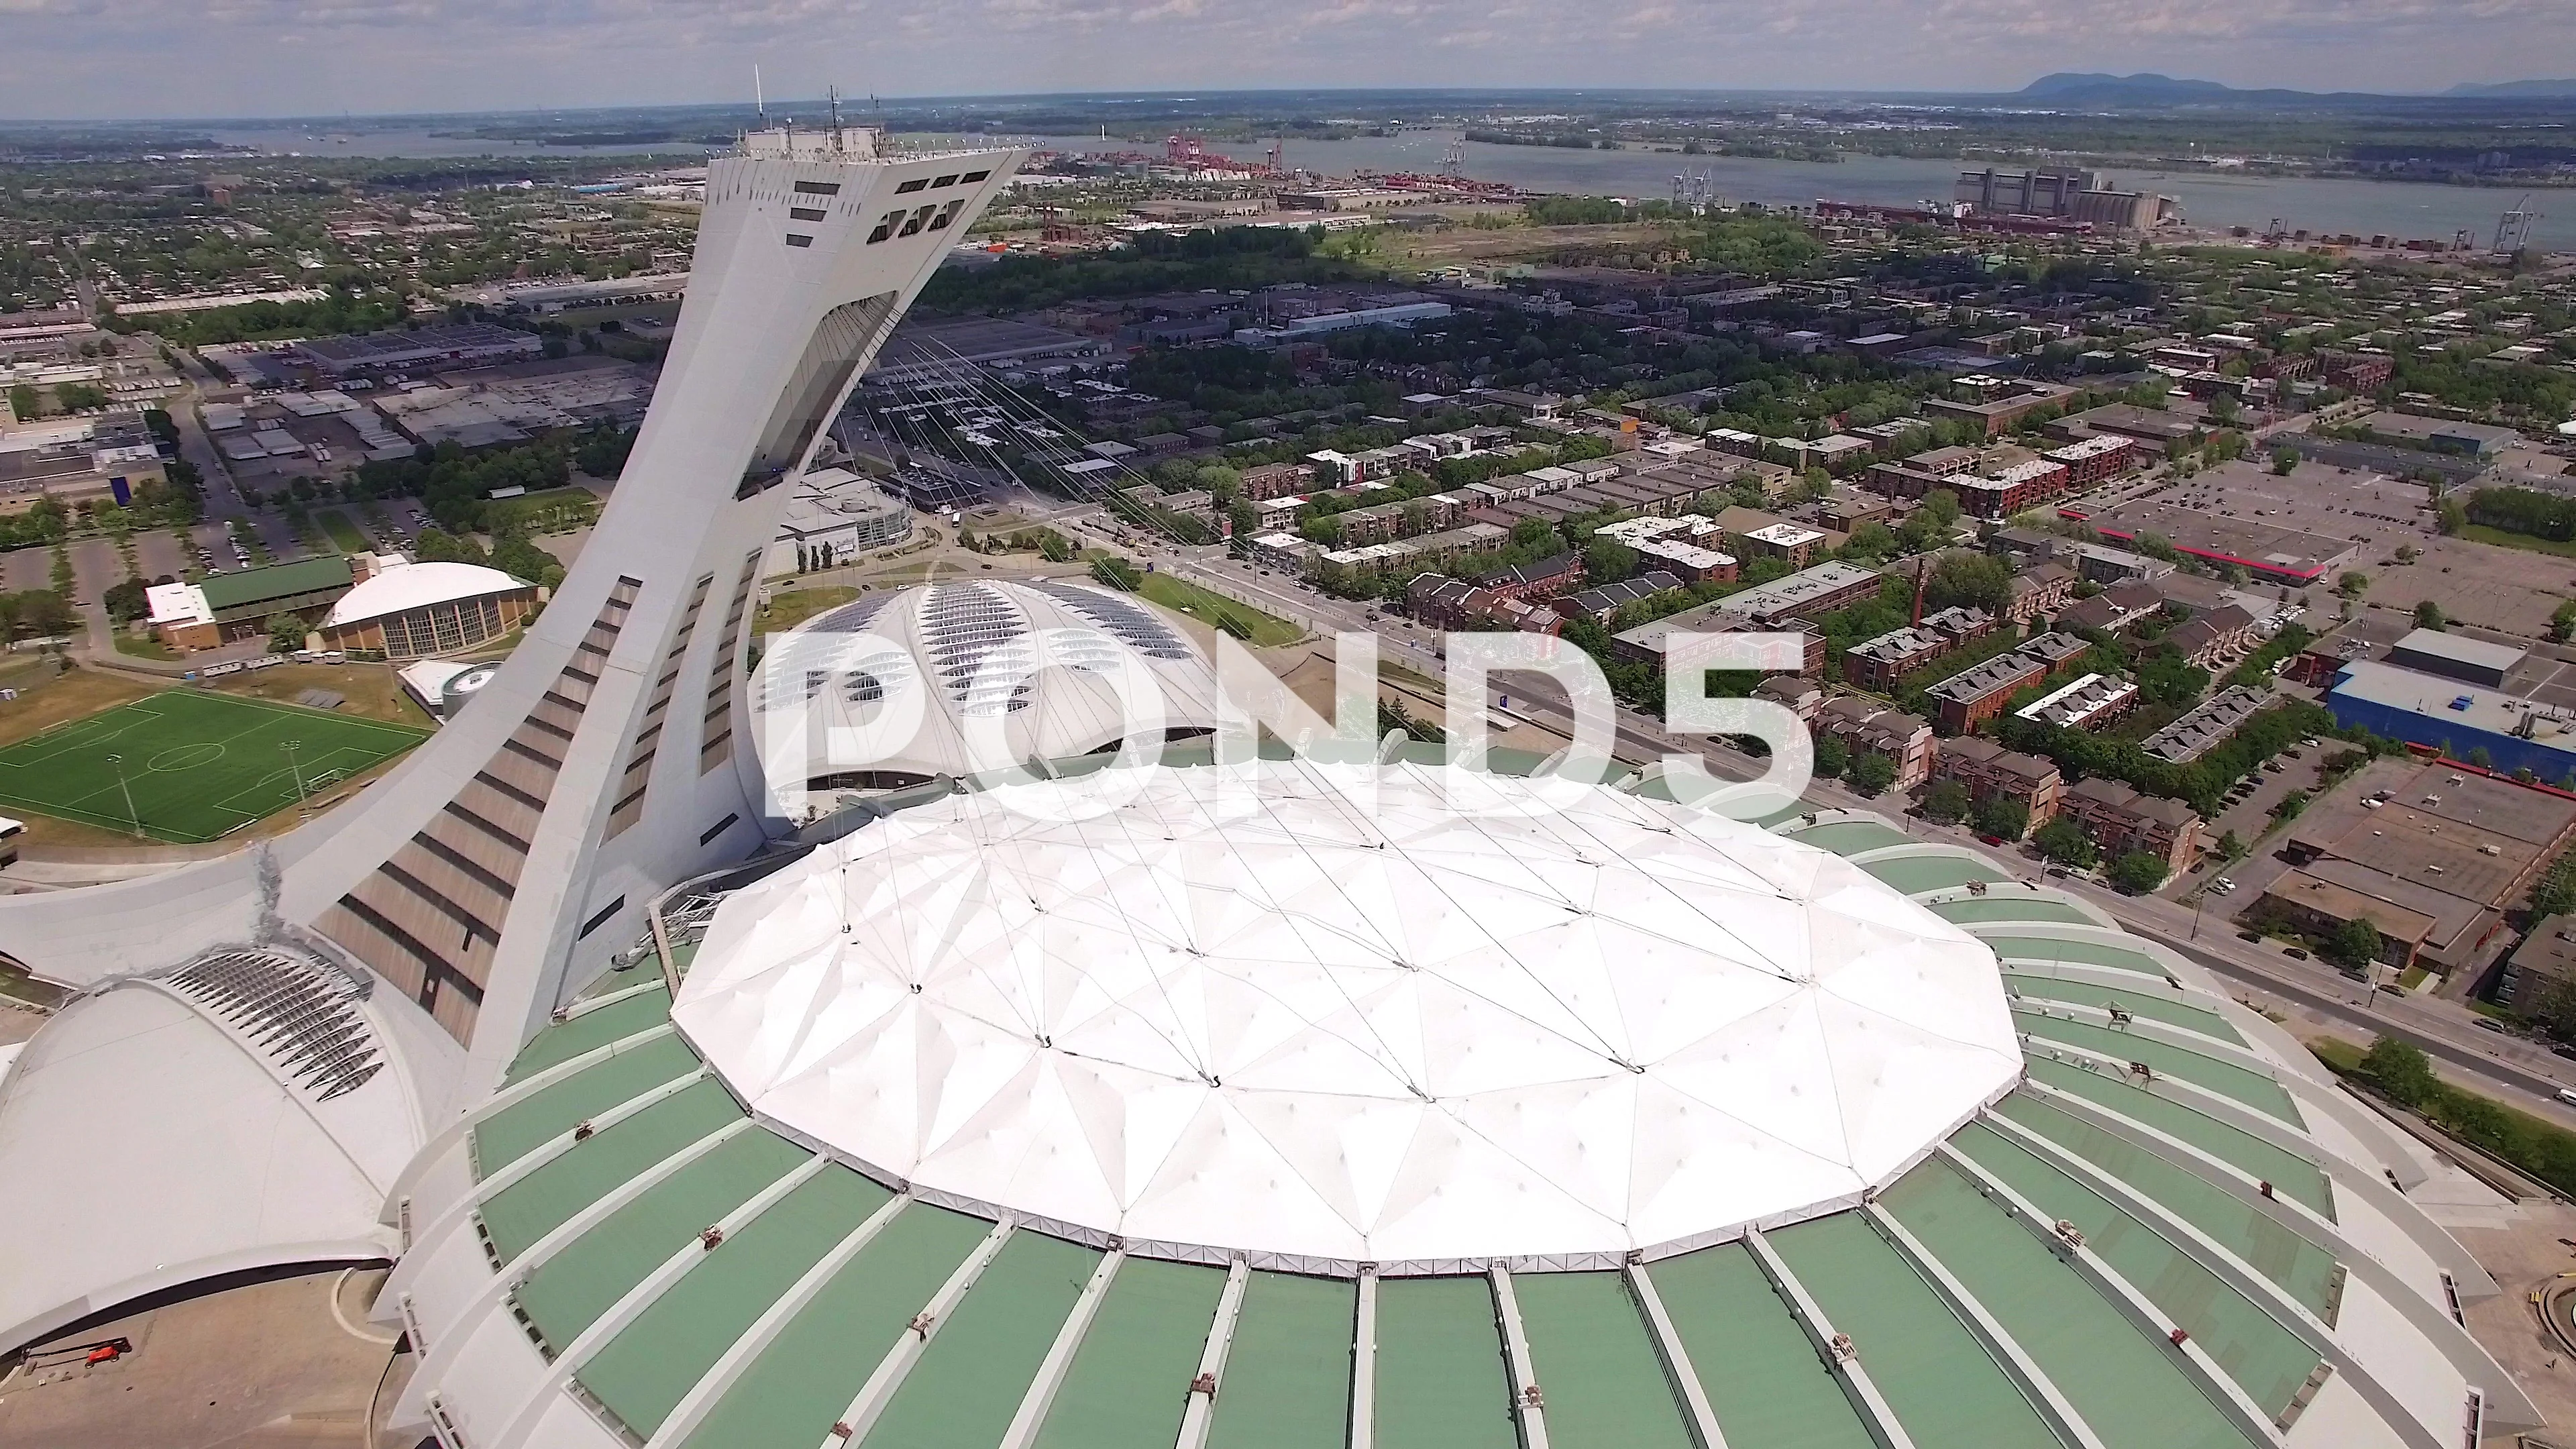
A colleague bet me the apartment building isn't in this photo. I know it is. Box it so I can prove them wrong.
[1933,735,2064,833]
[1815,696,1937,790]
[2059,777,2204,876]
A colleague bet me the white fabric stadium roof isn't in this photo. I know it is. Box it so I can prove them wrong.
[755,578,1223,784]
[673,759,2021,1270]
[324,560,530,629]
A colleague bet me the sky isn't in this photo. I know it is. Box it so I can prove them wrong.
[1,0,2573,121]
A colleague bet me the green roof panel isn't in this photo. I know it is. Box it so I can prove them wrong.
[1203,1272,1356,1449]
[1511,1271,1694,1449]
[858,1230,1104,1449]
[502,985,674,1085]
[2023,1057,2334,1220]
[679,1201,998,1449]
[1882,1152,2261,1449]
[1647,1243,1875,1449]
[1034,1256,1229,1449]
[578,1164,894,1438]
[1951,1122,2322,1417]
[1371,1275,1519,1449]
[473,1031,702,1175]
[515,1127,808,1346]
[1767,1213,2061,1449]
[479,1077,747,1264]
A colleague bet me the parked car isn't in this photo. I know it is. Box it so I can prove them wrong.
[2283,947,2310,960]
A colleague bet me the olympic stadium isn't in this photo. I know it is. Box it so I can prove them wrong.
[0,119,2551,1449]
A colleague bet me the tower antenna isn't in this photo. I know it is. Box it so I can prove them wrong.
[829,84,843,152]
[755,64,767,128]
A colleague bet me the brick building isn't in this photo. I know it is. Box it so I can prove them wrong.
[1815,696,1937,790]
[2059,777,2204,876]
[1933,736,2063,834]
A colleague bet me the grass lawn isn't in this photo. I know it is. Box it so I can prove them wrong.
[114,630,179,661]
[0,689,429,843]
[315,508,372,553]
[755,586,861,635]
[1136,573,1303,647]
[2458,523,2576,560]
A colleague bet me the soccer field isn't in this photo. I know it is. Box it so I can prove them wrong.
[0,690,431,844]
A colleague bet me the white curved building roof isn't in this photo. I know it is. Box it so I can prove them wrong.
[673,759,2021,1269]
[0,950,415,1350]
[755,578,1223,784]
[324,560,531,629]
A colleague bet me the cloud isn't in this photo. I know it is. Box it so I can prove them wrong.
[0,0,2569,117]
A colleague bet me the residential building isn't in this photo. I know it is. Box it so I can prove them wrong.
[1920,378,2076,439]
[1484,551,1585,602]
[1709,561,1883,627]
[1733,521,1829,568]
[1405,574,1562,635]
[1925,631,2086,733]
[1927,651,2050,734]
[1844,625,1950,693]
[2142,686,2267,764]
[1241,462,1311,500]
[2496,915,2576,1015]
[2043,433,2138,487]
[2013,672,2139,730]
[2004,562,2077,626]
[2163,604,2260,669]
[2059,777,2203,876]
[1933,735,2063,832]
[1815,696,1937,790]
[1554,571,1687,625]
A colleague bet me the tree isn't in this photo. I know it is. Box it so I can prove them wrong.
[101,577,148,622]
[1921,780,1972,824]
[2110,851,2169,894]
[2551,600,2576,645]
[1583,536,1638,587]
[1813,733,1850,780]
[2358,1036,2438,1109]
[268,613,309,654]
[2326,917,2385,971]
[2271,448,2298,476]
[2035,817,2098,868]
[4,384,35,421]
[2216,830,2245,860]
[2337,572,2369,598]
[1973,794,2030,841]
[1923,550,2012,614]
[1847,752,1898,796]
[2412,599,2446,631]
[1089,556,1142,591]
[2435,496,2466,536]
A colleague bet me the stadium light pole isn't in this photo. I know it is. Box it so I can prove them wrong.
[105,753,141,839]
[280,740,308,816]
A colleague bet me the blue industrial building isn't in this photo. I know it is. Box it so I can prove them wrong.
[2328,659,2576,784]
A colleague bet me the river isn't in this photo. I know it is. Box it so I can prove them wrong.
[202,123,2550,248]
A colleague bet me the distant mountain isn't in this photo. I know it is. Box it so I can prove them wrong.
[2446,78,2576,98]
[2012,72,2347,106]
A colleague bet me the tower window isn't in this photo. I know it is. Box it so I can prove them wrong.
[926,200,965,231]
[790,207,828,222]
[793,180,841,195]
[894,178,928,194]
[898,205,934,237]
[932,174,959,189]
[961,170,991,182]
[786,233,814,248]
[867,212,901,243]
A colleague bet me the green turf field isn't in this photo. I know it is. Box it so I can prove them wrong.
[0,690,430,843]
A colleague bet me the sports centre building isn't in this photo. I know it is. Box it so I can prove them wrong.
[0,123,2549,1449]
